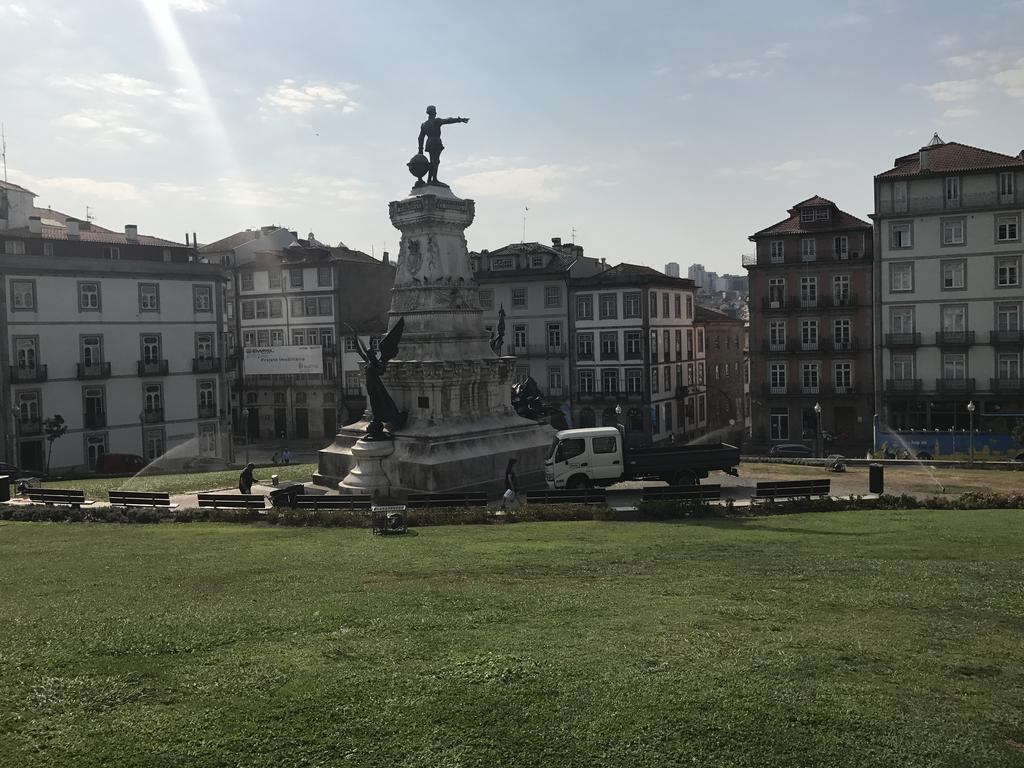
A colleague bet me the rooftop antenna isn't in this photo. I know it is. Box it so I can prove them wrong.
[522,204,529,243]
[1,123,7,187]
[571,226,576,243]
[85,205,96,223]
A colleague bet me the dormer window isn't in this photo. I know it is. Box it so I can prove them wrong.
[799,207,831,223]
[530,254,545,268]
[491,256,514,270]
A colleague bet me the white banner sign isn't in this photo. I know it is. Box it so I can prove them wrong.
[244,345,323,375]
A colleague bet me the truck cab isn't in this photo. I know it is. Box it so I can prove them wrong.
[545,427,624,489]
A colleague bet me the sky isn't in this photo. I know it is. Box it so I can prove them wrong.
[2,0,1024,274]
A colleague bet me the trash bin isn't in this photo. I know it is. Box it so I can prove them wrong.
[0,475,9,503]
[869,463,884,495]
[269,484,304,508]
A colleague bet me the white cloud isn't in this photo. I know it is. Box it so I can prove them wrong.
[994,59,1024,97]
[764,42,791,59]
[53,108,163,145]
[167,0,226,11]
[47,72,166,98]
[704,43,788,80]
[942,107,979,119]
[452,165,576,202]
[41,177,145,202]
[714,158,821,182]
[449,154,528,172]
[260,80,360,115]
[0,3,29,23]
[921,79,980,102]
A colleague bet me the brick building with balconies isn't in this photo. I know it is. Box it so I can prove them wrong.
[745,195,874,453]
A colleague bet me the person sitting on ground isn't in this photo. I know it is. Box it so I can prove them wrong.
[239,463,256,494]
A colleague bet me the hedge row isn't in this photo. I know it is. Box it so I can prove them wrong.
[0,491,1020,527]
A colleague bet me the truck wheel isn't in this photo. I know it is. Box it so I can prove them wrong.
[672,470,697,486]
[567,475,591,490]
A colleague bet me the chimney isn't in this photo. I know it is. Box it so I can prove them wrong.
[192,232,197,249]
[290,231,298,239]
[125,224,138,242]
[382,251,390,265]
[66,218,80,238]
[551,237,562,247]
[28,216,41,235]
[919,146,930,171]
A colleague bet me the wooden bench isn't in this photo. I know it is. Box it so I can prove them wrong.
[108,490,177,508]
[293,495,372,511]
[406,492,487,509]
[753,479,831,501]
[196,493,266,511]
[25,488,91,508]
[641,484,722,503]
[526,488,608,505]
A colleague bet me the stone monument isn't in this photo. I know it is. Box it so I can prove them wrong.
[316,108,553,496]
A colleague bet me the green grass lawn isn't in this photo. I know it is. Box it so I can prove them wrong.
[40,463,316,498]
[1,511,1022,767]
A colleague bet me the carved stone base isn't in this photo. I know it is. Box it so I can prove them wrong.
[338,438,395,497]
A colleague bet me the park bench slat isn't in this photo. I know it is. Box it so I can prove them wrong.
[753,480,831,500]
[406,492,487,508]
[108,490,177,508]
[641,485,721,502]
[293,495,372,511]
[525,488,608,505]
[25,488,90,507]
[196,493,267,510]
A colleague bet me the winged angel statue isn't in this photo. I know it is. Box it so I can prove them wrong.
[350,318,407,440]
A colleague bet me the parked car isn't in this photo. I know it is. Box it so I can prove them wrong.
[94,453,148,474]
[182,457,232,472]
[769,443,814,458]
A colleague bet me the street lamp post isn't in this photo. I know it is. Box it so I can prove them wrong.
[966,400,975,464]
[241,407,250,465]
[138,411,146,462]
[813,402,822,458]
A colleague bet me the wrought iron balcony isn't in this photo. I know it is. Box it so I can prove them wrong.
[761,297,788,312]
[936,377,975,394]
[991,377,1024,393]
[197,405,217,418]
[142,408,164,423]
[19,419,42,436]
[834,384,857,395]
[77,362,111,379]
[831,338,858,353]
[886,378,921,394]
[9,364,47,383]
[138,359,169,376]
[83,411,106,429]
[885,332,921,347]
[990,329,1024,345]
[935,331,975,347]
[192,358,221,373]
[762,384,792,396]
[832,293,860,308]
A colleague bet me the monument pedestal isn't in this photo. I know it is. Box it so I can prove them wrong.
[338,437,394,496]
[318,183,553,496]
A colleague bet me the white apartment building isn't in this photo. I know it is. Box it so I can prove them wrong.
[570,264,705,445]
[0,180,228,473]
[873,135,1024,433]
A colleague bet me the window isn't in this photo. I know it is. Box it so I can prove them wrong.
[268,269,282,289]
[623,292,641,318]
[942,353,966,380]
[799,276,817,307]
[544,286,562,308]
[945,176,960,207]
[833,274,851,305]
[103,246,120,260]
[578,369,595,394]
[193,285,212,312]
[269,298,282,318]
[999,171,1015,200]
[512,324,527,351]
[226,302,233,319]
[834,361,853,392]
[143,383,163,414]
[290,268,304,288]
[576,333,593,360]
[997,303,1020,332]
[833,319,852,350]
[78,281,100,311]
[673,294,681,318]
[801,238,816,261]
[600,332,618,360]
[196,333,214,361]
[15,337,37,371]
[576,294,593,320]
[139,283,159,311]
[674,330,682,360]
[941,304,967,333]
[11,280,35,310]
[767,277,785,306]
[593,435,617,455]
[664,365,672,391]
[892,353,914,381]
[685,294,693,319]
[490,256,513,270]
[529,254,545,269]
[601,368,618,394]
[511,287,527,308]
[651,367,659,393]
[997,257,1020,287]
[649,291,658,318]
[890,262,913,292]
[241,271,254,291]
[141,334,161,364]
[255,299,269,319]
[624,330,642,359]
[479,289,493,309]
[685,329,693,359]
[996,216,1019,242]
[85,433,107,471]
[769,362,787,393]
[663,330,671,362]
[891,222,912,249]
[800,320,818,350]
[833,236,848,259]
[801,362,819,393]
[144,429,164,461]
[770,241,784,263]
[548,367,563,394]
[198,423,217,455]
[546,323,562,351]
[42,242,54,257]
[599,293,617,320]
[770,409,789,440]
[662,292,670,318]
[697,328,704,355]
[769,320,786,351]
[241,301,255,320]
[198,380,216,413]
[942,218,965,245]
[942,260,966,290]
[664,401,673,432]
[998,353,1020,381]
[317,265,332,287]
[650,330,659,363]
[270,329,284,346]
[4,239,25,255]
[626,368,642,394]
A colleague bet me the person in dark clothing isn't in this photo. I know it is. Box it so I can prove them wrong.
[239,463,256,494]
[502,458,518,509]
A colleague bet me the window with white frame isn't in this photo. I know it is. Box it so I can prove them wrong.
[833,274,851,305]
[479,289,493,309]
[270,329,284,346]
[624,330,642,359]
[85,433,107,471]
[662,293,670,318]
[942,353,966,380]
[997,256,1020,287]
[769,362,787,393]
[269,298,282,318]
[770,409,789,440]
[770,241,784,263]
[548,367,563,393]
[833,236,848,259]
[891,222,912,249]
[941,304,966,332]
[139,283,159,311]
[942,218,965,245]
[78,281,100,311]
[268,269,282,289]
[195,333,213,360]
[892,353,914,381]
[664,365,672,391]
[103,246,120,260]
[576,294,593,320]
[997,303,1020,331]
[685,294,693,319]
[800,319,818,350]
[996,215,1019,242]
[599,293,617,319]
[799,276,817,307]
[141,334,161,364]
[490,256,513,270]
[945,176,960,206]
[198,380,216,411]
[801,362,819,393]
[600,332,618,360]
[894,181,908,213]
[674,294,682,318]
[623,292,641,318]
[769,320,786,351]
[577,333,593,359]
[800,238,816,261]
[512,324,527,350]
[15,337,37,370]
[601,368,618,394]
[890,262,913,292]
[546,323,562,351]
[144,429,164,461]
[193,285,212,312]
[511,287,527,308]
[544,286,562,308]
[768,277,785,306]
[650,367,659,393]
[198,423,217,455]
[649,291,658,317]
[578,369,595,394]
[626,368,642,393]
[999,171,1015,200]
[317,265,332,287]
[289,268,304,288]
[143,383,163,414]
[11,280,35,310]
[833,361,853,392]
[998,353,1020,381]
[833,319,852,350]
[942,260,966,289]
[240,271,254,291]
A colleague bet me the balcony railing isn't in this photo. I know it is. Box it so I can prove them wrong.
[798,296,819,310]
[763,384,790,396]
[937,377,975,394]
[344,387,363,398]
[990,329,1024,345]
[19,419,42,436]
[885,332,920,347]
[832,293,860,308]
[935,331,974,347]
[762,297,788,312]
[877,191,1016,216]
[801,385,819,395]
[831,338,858,353]
[991,378,1024,393]
[9,364,47,383]
[834,384,857,395]
[765,340,789,353]
[886,378,921,394]
[197,405,217,419]
[321,341,337,355]
[548,386,564,398]
[192,358,221,373]
[83,411,106,429]
[138,359,169,376]
[142,408,164,423]
[77,362,111,379]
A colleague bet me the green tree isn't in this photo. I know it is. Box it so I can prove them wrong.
[42,414,67,475]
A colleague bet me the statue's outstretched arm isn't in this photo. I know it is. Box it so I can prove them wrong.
[440,117,469,125]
